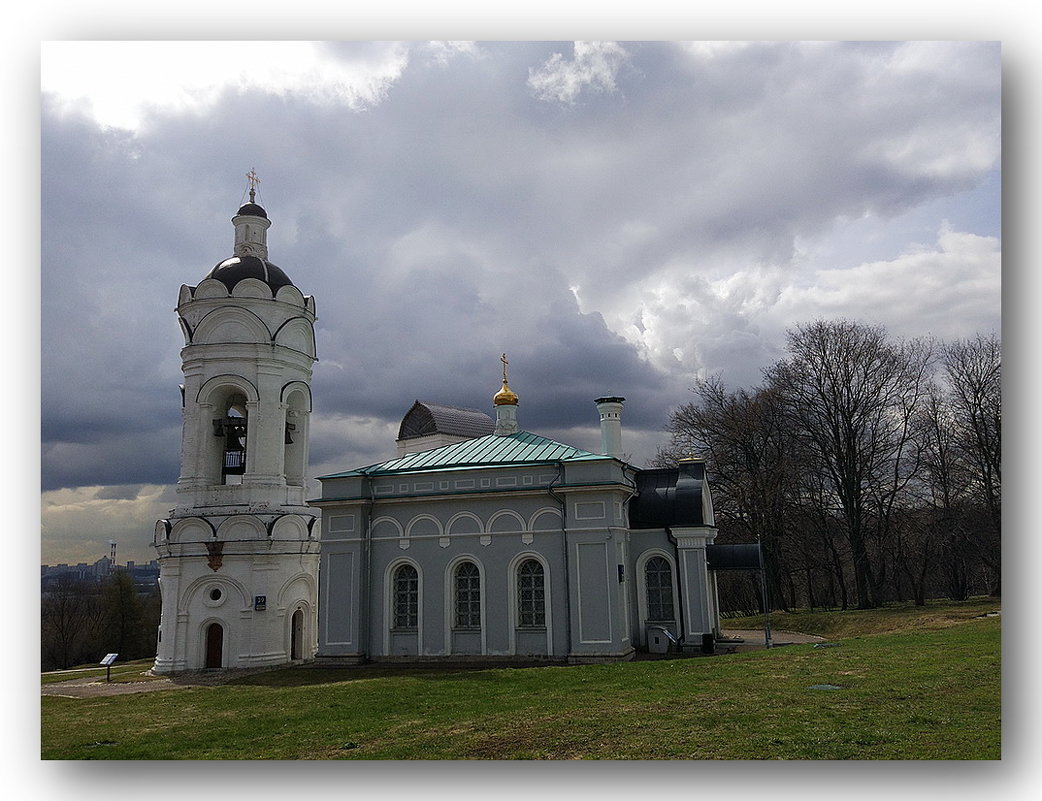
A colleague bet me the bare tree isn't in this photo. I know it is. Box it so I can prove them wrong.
[942,333,1001,594]
[655,323,999,611]
[657,377,803,609]
[765,320,932,608]
[41,576,105,670]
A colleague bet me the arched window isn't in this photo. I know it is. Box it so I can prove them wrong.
[454,562,481,629]
[517,559,545,627]
[392,564,419,629]
[645,556,674,621]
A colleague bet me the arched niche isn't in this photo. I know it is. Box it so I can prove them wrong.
[193,306,272,345]
[168,517,215,544]
[405,515,442,538]
[270,514,309,541]
[529,507,564,532]
[277,571,316,610]
[281,384,312,488]
[231,277,276,299]
[193,278,231,299]
[275,284,306,307]
[216,515,266,541]
[274,318,316,358]
[489,510,525,534]
[446,512,483,536]
[371,517,404,539]
[180,573,252,613]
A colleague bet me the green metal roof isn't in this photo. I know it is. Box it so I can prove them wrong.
[318,430,609,479]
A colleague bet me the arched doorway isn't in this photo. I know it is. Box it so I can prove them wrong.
[290,609,304,660]
[205,622,223,668]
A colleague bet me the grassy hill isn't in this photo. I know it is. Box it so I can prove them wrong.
[41,599,1000,760]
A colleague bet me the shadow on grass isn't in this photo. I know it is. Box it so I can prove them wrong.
[176,660,571,689]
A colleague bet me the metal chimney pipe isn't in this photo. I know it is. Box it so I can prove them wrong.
[594,396,625,459]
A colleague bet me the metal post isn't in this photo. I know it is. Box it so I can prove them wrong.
[758,538,772,648]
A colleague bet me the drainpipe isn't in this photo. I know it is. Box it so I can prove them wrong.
[547,461,571,657]
[362,473,375,661]
[665,527,688,651]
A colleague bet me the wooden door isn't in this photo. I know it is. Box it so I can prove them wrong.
[205,623,223,668]
[291,609,303,660]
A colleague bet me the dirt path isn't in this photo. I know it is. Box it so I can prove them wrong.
[41,666,280,699]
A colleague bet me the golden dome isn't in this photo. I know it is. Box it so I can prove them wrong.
[493,380,519,406]
[493,352,519,406]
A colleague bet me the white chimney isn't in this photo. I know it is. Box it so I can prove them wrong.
[595,396,625,459]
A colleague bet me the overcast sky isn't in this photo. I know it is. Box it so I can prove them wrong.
[39,38,1001,565]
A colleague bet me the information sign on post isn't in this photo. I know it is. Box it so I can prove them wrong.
[100,653,118,682]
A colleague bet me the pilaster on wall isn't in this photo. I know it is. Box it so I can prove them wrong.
[671,526,719,641]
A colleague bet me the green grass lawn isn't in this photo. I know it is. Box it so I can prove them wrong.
[41,601,1000,760]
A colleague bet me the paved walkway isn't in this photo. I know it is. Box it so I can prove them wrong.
[717,628,825,652]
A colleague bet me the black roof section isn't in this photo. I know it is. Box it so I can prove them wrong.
[705,544,763,571]
[629,459,707,529]
[205,255,294,292]
[236,202,268,219]
[398,400,495,441]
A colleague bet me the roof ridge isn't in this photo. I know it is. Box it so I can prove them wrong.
[319,430,608,479]
[415,399,489,413]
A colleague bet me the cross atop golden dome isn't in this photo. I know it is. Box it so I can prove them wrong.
[493,353,519,406]
[246,168,260,203]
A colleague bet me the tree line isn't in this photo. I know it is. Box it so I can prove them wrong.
[41,570,161,671]
[655,320,1000,613]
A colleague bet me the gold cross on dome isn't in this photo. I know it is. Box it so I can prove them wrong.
[501,353,509,383]
[246,168,261,202]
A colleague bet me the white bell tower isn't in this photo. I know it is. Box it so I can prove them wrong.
[153,174,320,673]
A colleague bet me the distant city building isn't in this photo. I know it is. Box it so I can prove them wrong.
[41,558,159,593]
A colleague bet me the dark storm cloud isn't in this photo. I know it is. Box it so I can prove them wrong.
[41,40,1000,513]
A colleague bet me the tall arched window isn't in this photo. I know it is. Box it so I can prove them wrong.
[392,564,419,629]
[454,562,481,629]
[645,556,674,621]
[517,559,545,627]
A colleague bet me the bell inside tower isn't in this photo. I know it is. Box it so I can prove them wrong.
[213,394,249,484]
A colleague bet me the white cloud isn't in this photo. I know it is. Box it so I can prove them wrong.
[421,41,483,66]
[528,41,630,104]
[41,41,410,131]
[773,224,1001,340]
[587,223,999,389]
[679,41,754,60]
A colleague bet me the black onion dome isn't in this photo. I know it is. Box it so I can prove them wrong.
[235,202,268,219]
[205,255,294,292]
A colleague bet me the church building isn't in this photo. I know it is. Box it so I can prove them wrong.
[152,187,721,671]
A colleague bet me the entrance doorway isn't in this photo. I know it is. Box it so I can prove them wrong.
[290,609,303,660]
[205,622,223,668]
